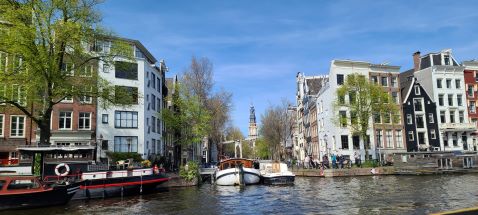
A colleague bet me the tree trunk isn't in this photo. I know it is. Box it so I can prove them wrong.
[38,121,51,146]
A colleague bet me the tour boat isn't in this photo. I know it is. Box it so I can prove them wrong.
[215,158,261,186]
[259,161,295,185]
[0,175,80,210]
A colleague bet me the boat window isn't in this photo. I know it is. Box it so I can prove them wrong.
[0,180,5,190]
[7,179,40,190]
[223,163,229,169]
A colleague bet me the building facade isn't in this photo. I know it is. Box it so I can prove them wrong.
[413,50,475,152]
[463,60,478,151]
[400,74,440,152]
[96,38,167,160]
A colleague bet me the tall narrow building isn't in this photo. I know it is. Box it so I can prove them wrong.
[248,104,258,143]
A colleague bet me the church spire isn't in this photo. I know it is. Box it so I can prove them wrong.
[249,104,256,124]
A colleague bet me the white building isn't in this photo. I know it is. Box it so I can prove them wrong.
[413,49,475,151]
[96,38,167,160]
[317,60,405,162]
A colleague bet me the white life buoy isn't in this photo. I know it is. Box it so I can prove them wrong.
[55,163,70,176]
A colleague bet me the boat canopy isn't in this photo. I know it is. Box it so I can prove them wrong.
[17,146,95,155]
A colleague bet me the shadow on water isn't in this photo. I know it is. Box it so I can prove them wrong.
[4,174,478,215]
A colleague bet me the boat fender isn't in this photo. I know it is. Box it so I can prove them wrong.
[55,163,70,176]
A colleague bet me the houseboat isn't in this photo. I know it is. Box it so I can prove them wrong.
[393,151,478,175]
[259,161,295,185]
[17,146,170,199]
[0,175,80,210]
[215,158,261,186]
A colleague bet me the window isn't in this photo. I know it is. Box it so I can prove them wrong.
[383,112,391,124]
[414,85,420,95]
[115,61,138,80]
[152,95,156,111]
[468,85,474,97]
[350,111,357,124]
[79,87,92,104]
[341,135,349,149]
[371,76,378,84]
[339,111,347,127]
[438,94,444,106]
[61,62,74,76]
[407,114,412,124]
[413,98,423,111]
[396,130,403,148]
[337,74,344,85]
[450,111,455,123]
[386,130,393,148]
[79,65,94,77]
[152,116,156,133]
[59,112,72,130]
[115,86,138,104]
[457,94,463,106]
[391,77,397,87]
[455,79,461,89]
[152,73,156,89]
[114,136,138,152]
[62,96,73,103]
[408,131,414,141]
[437,79,442,88]
[338,95,345,104]
[392,92,398,104]
[102,114,108,124]
[157,98,161,113]
[452,132,458,146]
[0,86,5,105]
[446,79,452,89]
[444,55,450,65]
[103,63,110,73]
[381,77,388,87]
[430,129,436,139]
[157,77,161,93]
[376,130,383,148]
[0,115,3,137]
[428,113,434,123]
[470,101,476,113]
[448,94,453,106]
[349,91,356,104]
[374,112,381,123]
[12,85,26,106]
[416,115,424,128]
[114,111,138,128]
[7,179,40,190]
[459,111,464,123]
[78,112,91,130]
[10,116,25,137]
[440,111,446,123]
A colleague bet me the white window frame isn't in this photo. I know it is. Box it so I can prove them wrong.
[386,130,393,148]
[391,77,397,87]
[0,52,7,73]
[396,130,403,148]
[407,114,412,124]
[62,63,74,76]
[414,85,420,95]
[428,113,434,123]
[79,87,92,104]
[102,114,108,124]
[431,129,436,139]
[80,65,93,77]
[59,111,73,130]
[408,131,414,141]
[12,84,26,106]
[0,86,5,105]
[78,112,91,130]
[381,76,388,87]
[0,114,4,137]
[10,115,25,138]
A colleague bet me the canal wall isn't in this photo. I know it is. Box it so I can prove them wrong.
[158,173,199,188]
[292,167,396,177]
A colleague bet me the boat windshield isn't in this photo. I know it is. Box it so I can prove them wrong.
[7,179,40,190]
[0,180,5,190]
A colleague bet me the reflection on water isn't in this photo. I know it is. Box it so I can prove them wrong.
[4,174,478,215]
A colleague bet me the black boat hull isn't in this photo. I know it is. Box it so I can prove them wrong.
[74,174,169,199]
[262,175,295,185]
[0,182,80,211]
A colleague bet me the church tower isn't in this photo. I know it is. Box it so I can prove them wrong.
[248,104,258,141]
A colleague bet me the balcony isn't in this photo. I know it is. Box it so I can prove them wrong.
[441,123,477,131]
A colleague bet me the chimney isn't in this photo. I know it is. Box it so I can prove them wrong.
[413,51,421,72]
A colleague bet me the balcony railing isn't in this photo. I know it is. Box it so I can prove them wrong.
[441,123,477,131]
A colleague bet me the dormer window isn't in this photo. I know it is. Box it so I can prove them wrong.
[444,55,450,65]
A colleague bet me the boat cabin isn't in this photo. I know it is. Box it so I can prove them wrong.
[218,159,254,170]
[393,151,478,174]
[0,176,46,194]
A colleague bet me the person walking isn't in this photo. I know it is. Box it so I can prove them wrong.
[354,152,362,168]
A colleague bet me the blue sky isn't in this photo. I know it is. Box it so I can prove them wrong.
[99,0,478,135]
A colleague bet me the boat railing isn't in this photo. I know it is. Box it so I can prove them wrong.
[87,164,110,171]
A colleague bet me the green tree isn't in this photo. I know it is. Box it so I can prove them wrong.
[0,0,132,145]
[161,83,211,147]
[334,73,399,159]
[260,100,290,160]
[254,138,270,159]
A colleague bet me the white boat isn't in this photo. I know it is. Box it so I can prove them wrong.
[259,161,295,185]
[215,158,261,186]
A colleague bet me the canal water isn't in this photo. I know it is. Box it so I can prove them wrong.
[5,174,478,215]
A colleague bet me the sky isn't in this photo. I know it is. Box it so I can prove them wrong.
[99,0,478,135]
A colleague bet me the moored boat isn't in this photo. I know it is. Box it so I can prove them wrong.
[0,175,80,210]
[259,161,295,185]
[215,158,261,186]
